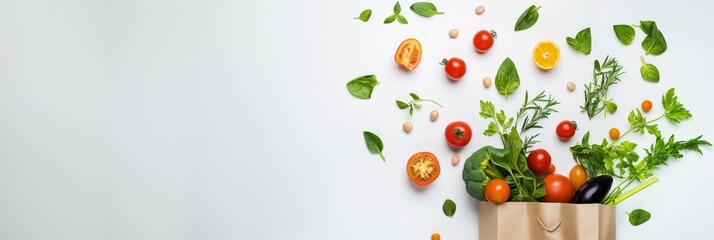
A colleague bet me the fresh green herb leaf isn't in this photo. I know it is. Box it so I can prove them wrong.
[393,1,401,14]
[640,56,660,83]
[396,100,409,109]
[581,56,624,119]
[442,199,456,217]
[638,21,655,35]
[409,93,420,100]
[363,131,385,161]
[354,9,372,22]
[605,101,618,114]
[494,57,520,99]
[384,14,397,24]
[514,5,541,31]
[613,24,635,45]
[640,21,667,55]
[516,91,560,133]
[662,88,692,123]
[396,15,408,24]
[346,75,379,99]
[410,2,444,17]
[566,27,592,54]
[628,209,651,226]
[397,93,443,116]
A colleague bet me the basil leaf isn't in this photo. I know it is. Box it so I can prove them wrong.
[346,75,379,99]
[384,14,397,24]
[566,27,591,54]
[514,5,541,31]
[494,57,520,99]
[409,93,420,100]
[640,56,660,83]
[641,22,667,55]
[396,15,408,24]
[410,2,444,17]
[354,9,372,22]
[363,131,386,161]
[639,21,655,35]
[613,24,635,45]
[393,1,401,14]
[396,100,409,109]
[442,199,456,217]
[627,209,651,226]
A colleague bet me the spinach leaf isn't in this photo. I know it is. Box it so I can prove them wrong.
[566,27,592,54]
[641,22,667,55]
[410,2,444,17]
[640,56,660,83]
[363,131,386,161]
[613,24,635,45]
[346,75,379,99]
[442,199,456,217]
[639,21,655,35]
[354,9,372,22]
[494,57,520,98]
[514,5,541,31]
[627,209,651,226]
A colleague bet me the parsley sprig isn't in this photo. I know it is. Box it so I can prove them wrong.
[581,56,625,119]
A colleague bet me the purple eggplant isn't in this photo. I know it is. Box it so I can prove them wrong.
[571,175,613,204]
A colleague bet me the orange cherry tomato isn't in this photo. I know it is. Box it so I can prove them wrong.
[485,179,510,204]
[547,164,556,175]
[431,233,441,240]
[569,165,588,190]
[609,128,620,140]
[394,38,422,70]
[406,152,440,186]
[641,100,653,112]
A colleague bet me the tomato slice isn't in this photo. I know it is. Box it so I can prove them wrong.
[394,38,422,70]
[406,152,440,186]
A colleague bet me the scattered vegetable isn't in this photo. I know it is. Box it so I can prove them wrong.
[396,92,443,116]
[445,121,473,148]
[354,9,372,22]
[384,2,408,24]
[452,154,460,166]
[394,38,422,70]
[430,110,439,121]
[514,5,541,31]
[581,56,624,119]
[544,174,575,203]
[641,100,653,112]
[485,179,511,204]
[567,82,576,92]
[494,57,520,98]
[483,77,492,88]
[473,30,496,53]
[571,175,613,204]
[403,122,413,133]
[442,199,456,217]
[527,149,552,175]
[475,5,485,15]
[533,41,560,70]
[410,2,444,17]
[449,28,459,38]
[441,57,467,81]
[640,56,660,83]
[637,21,667,55]
[628,209,651,226]
[363,131,386,161]
[566,27,592,55]
[569,165,588,190]
[556,120,577,140]
[609,128,620,140]
[407,152,441,186]
[346,75,379,99]
[613,24,635,45]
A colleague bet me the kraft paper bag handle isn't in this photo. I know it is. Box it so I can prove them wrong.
[536,216,562,232]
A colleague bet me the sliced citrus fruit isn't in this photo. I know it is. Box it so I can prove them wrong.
[533,40,560,70]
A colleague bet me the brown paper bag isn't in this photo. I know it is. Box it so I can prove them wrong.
[478,201,615,240]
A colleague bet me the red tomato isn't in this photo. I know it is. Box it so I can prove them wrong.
[527,149,552,175]
[406,152,440,186]
[556,120,577,139]
[544,174,575,203]
[442,58,467,80]
[485,179,510,204]
[444,121,472,148]
[569,165,588,190]
[473,30,495,53]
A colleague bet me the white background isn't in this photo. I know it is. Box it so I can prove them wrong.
[1,0,713,239]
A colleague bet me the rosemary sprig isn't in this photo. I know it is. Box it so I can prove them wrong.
[516,91,560,150]
[581,56,625,119]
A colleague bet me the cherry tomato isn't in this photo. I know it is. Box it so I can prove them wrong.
[473,30,496,53]
[569,165,588,190]
[431,233,440,240]
[556,120,577,139]
[485,179,510,204]
[609,128,620,140]
[544,174,575,203]
[527,149,552,175]
[547,164,556,175]
[394,38,422,70]
[442,57,467,81]
[641,100,653,112]
[406,152,440,186]
[445,121,472,148]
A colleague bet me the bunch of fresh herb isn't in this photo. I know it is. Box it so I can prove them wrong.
[581,56,624,119]
[384,1,408,24]
[396,93,443,116]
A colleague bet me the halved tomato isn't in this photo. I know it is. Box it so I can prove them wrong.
[394,38,422,70]
[406,152,440,186]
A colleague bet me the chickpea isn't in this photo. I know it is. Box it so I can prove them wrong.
[430,110,439,121]
[452,154,461,166]
[475,5,485,15]
[483,77,492,88]
[403,122,413,133]
[567,82,576,92]
[449,28,459,38]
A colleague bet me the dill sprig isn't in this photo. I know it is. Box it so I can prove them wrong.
[581,56,625,119]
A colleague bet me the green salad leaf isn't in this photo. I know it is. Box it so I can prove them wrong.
[566,27,592,54]
[346,75,379,99]
[363,131,385,161]
[613,24,635,45]
[514,5,541,31]
[628,209,651,226]
[442,199,456,217]
[639,21,667,55]
[494,57,520,99]
[410,2,444,17]
[354,9,372,22]
[640,56,660,83]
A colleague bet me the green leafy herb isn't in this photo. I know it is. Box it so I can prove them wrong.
[566,27,592,54]
[638,21,667,55]
[514,5,541,31]
[354,9,372,22]
[396,92,443,116]
[581,56,624,119]
[346,75,379,99]
[628,209,651,226]
[363,131,385,161]
[494,57,520,99]
[640,56,660,83]
[384,1,408,24]
[613,24,635,45]
[442,199,456,217]
[410,2,443,17]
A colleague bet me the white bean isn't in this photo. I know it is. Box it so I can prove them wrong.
[483,77,492,88]
[567,82,576,92]
[449,28,459,38]
[403,122,413,133]
[429,110,439,121]
[475,5,485,15]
